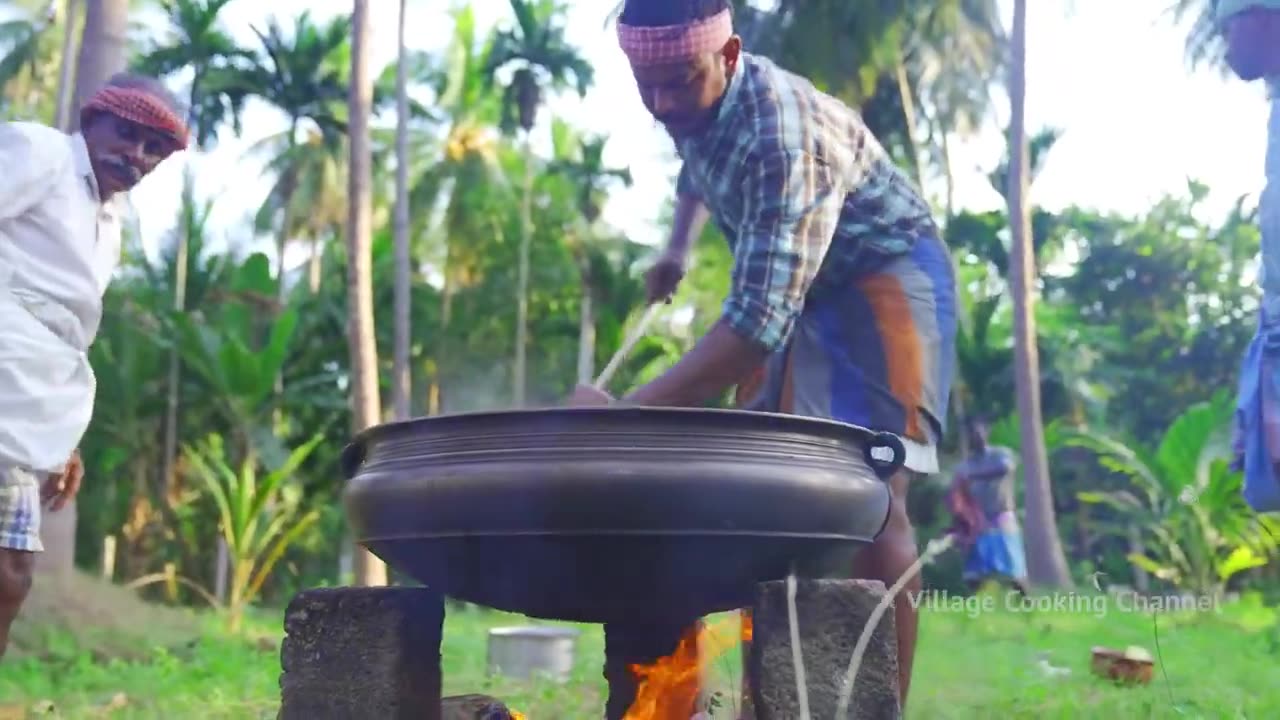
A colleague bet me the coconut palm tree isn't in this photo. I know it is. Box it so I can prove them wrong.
[70,0,126,125]
[392,0,411,421]
[485,0,593,406]
[346,0,384,587]
[238,12,350,298]
[1007,0,1072,588]
[52,0,77,129]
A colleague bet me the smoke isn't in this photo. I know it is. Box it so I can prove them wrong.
[440,369,511,414]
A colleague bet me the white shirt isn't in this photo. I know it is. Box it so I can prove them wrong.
[0,121,124,472]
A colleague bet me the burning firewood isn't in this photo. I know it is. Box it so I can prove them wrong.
[442,694,523,720]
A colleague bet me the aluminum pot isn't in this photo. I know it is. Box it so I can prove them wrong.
[342,407,902,625]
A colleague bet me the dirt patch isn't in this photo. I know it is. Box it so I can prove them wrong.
[10,571,204,662]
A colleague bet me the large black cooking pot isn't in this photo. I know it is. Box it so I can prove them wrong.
[342,407,902,625]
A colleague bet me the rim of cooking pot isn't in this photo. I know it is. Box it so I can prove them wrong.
[347,406,884,449]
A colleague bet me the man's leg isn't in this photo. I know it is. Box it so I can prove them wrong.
[0,467,44,660]
[849,470,918,707]
[0,548,34,658]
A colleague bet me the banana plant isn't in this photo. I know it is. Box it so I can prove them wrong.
[158,252,341,470]
[185,432,323,632]
[1070,392,1280,597]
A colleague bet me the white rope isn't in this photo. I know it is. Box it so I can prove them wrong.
[786,570,811,720]
[833,534,956,719]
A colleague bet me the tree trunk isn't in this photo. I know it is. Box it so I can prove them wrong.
[893,47,925,190]
[70,0,127,129]
[941,129,956,222]
[577,263,595,385]
[513,136,534,406]
[391,0,412,422]
[346,0,386,587]
[308,234,323,292]
[1127,524,1150,593]
[54,0,81,130]
[273,131,298,433]
[1007,0,1072,589]
[39,0,129,578]
[160,167,194,526]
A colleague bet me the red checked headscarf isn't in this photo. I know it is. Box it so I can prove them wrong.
[80,84,190,151]
[616,6,734,66]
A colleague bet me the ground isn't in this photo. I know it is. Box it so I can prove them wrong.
[3,578,1280,718]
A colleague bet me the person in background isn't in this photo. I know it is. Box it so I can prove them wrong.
[0,73,188,659]
[568,0,956,714]
[943,452,985,555]
[1220,1,1280,513]
[948,419,1029,598]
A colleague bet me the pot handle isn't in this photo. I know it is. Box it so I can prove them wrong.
[339,440,367,481]
[864,432,906,480]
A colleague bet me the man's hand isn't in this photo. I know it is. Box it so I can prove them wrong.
[41,449,84,512]
[644,250,687,305]
[566,384,614,407]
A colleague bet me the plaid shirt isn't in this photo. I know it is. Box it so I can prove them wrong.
[676,52,939,352]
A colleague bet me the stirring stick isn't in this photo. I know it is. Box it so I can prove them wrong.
[592,302,662,391]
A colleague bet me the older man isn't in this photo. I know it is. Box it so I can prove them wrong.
[570,0,955,714]
[0,73,188,658]
[1222,1,1280,513]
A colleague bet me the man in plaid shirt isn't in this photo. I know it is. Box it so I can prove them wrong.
[570,0,956,715]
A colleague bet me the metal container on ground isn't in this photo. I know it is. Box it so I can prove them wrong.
[486,625,580,683]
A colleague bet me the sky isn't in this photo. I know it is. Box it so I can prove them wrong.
[117,0,1273,270]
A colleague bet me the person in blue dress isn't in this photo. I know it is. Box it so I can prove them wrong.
[948,418,1030,597]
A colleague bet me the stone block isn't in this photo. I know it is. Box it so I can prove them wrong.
[748,579,900,720]
[279,586,445,720]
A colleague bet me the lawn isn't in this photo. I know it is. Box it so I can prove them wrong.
[3,584,1280,719]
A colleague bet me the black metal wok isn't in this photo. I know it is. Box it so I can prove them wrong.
[342,407,902,625]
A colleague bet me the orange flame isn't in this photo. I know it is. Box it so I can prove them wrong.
[622,612,751,720]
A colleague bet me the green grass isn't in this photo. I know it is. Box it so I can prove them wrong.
[4,589,1280,718]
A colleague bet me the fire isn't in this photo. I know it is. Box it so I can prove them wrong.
[622,612,753,720]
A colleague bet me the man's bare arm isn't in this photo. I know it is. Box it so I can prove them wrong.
[668,191,711,257]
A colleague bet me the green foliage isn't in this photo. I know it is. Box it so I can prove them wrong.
[485,0,593,135]
[5,603,1280,717]
[1071,393,1280,596]
[185,433,323,632]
